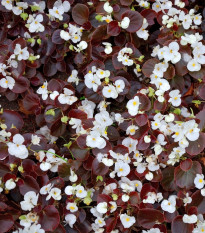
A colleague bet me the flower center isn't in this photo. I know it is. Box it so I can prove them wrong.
[130,128,135,133]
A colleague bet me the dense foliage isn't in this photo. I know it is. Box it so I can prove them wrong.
[0,0,205,232]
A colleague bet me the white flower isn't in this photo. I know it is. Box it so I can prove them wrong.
[65,214,77,228]
[168,89,181,107]
[184,120,200,141]
[201,188,205,196]
[40,162,52,171]
[95,111,113,126]
[60,30,70,41]
[183,214,197,224]
[193,222,205,233]
[117,48,133,66]
[14,44,29,61]
[97,202,107,214]
[69,169,78,182]
[8,134,28,159]
[49,0,70,20]
[183,193,192,206]
[84,72,101,92]
[68,70,79,85]
[194,174,205,189]
[40,183,53,195]
[47,187,61,200]
[102,15,113,24]
[122,137,138,153]
[5,179,16,190]
[179,11,192,29]
[76,41,88,51]
[127,96,140,116]
[194,14,202,25]
[95,217,106,227]
[163,42,181,64]
[20,212,39,228]
[120,214,136,228]
[66,202,78,212]
[122,194,130,202]
[65,185,75,196]
[126,125,138,135]
[115,161,130,177]
[50,91,59,100]
[13,2,28,15]
[109,201,117,213]
[102,158,114,167]
[165,113,174,122]
[76,185,87,198]
[37,82,48,100]
[2,0,13,10]
[27,14,45,33]
[0,63,7,76]
[28,223,45,233]
[187,59,201,72]
[136,19,149,40]
[86,131,106,149]
[102,42,112,54]
[161,195,176,213]
[144,135,151,143]
[103,2,113,14]
[102,85,118,99]
[58,88,77,105]
[31,135,40,146]
[156,78,170,92]
[20,191,39,211]
[0,76,15,90]
[145,172,154,181]
[153,63,168,77]
[121,17,130,29]
[114,79,125,94]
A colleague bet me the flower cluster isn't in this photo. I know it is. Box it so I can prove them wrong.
[0,0,205,233]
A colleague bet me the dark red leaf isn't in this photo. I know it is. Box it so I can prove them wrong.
[72,4,89,25]
[161,166,176,191]
[142,58,159,77]
[138,208,165,229]
[122,10,143,32]
[70,142,89,161]
[19,175,40,195]
[141,9,157,25]
[172,216,193,233]
[39,205,60,231]
[107,21,121,36]
[175,161,202,189]
[187,190,205,214]
[0,214,14,233]
[186,133,205,157]
[68,109,87,119]
[92,158,109,176]
[0,110,24,129]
